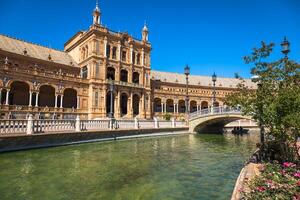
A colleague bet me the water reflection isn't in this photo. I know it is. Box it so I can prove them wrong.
[0,133,259,200]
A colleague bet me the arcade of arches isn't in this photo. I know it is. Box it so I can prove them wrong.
[106,91,141,118]
[0,81,79,109]
[153,97,221,115]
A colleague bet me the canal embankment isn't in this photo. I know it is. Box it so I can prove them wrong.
[0,127,189,153]
[231,162,262,200]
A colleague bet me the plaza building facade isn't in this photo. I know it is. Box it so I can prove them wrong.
[0,4,255,120]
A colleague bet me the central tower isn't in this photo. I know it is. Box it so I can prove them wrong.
[64,2,152,120]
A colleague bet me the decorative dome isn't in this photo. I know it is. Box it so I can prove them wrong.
[143,22,148,32]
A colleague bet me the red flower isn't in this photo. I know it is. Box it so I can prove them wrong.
[283,162,296,168]
[297,181,300,187]
[256,186,266,192]
[294,172,300,178]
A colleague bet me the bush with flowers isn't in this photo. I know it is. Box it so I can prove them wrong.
[244,162,300,200]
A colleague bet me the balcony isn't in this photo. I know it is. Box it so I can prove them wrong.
[106,79,144,89]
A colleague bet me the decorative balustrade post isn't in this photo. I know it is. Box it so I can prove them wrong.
[172,118,176,128]
[26,114,34,135]
[134,117,139,129]
[154,117,159,128]
[109,118,114,130]
[75,115,81,132]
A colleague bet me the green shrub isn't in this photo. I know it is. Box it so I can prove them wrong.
[163,113,172,121]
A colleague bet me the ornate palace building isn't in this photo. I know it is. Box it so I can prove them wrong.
[0,3,255,120]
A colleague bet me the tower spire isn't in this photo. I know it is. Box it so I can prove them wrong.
[93,0,101,25]
[142,21,149,42]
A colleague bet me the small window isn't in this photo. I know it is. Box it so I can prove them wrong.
[96,41,100,55]
[137,53,141,65]
[94,91,98,107]
[122,51,127,62]
[132,52,136,64]
[106,45,111,58]
[95,63,100,79]
[81,66,88,79]
[112,47,117,59]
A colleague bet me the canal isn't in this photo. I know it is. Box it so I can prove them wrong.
[0,132,259,200]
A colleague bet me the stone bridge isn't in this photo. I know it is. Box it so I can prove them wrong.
[188,107,252,133]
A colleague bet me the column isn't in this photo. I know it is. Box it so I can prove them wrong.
[77,96,80,109]
[174,104,176,113]
[55,95,58,108]
[161,103,164,113]
[118,43,121,61]
[116,91,120,118]
[130,46,133,64]
[164,103,167,113]
[60,95,63,108]
[104,37,107,58]
[35,92,39,107]
[141,48,145,66]
[176,104,179,114]
[5,89,9,105]
[28,91,32,107]
[0,88,2,105]
[141,93,145,118]
[129,93,133,118]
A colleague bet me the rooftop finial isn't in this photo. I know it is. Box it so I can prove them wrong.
[93,0,101,25]
[143,20,148,32]
[95,0,100,12]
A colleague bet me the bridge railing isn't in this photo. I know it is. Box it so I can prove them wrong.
[189,106,242,119]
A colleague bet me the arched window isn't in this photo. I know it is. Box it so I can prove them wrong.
[9,81,30,106]
[132,94,140,116]
[120,69,128,82]
[154,98,162,112]
[190,101,197,112]
[201,101,209,110]
[178,100,186,113]
[132,72,140,84]
[39,85,55,107]
[63,88,77,108]
[107,67,115,80]
[166,99,174,113]
[120,93,128,117]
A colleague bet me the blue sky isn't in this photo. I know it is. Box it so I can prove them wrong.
[0,0,299,78]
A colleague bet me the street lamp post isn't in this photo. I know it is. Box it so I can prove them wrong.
[251,75,265,145]
[184,65,190,114]
[108,78,115,119]
[281,36,290,59]
[212,72,217,107]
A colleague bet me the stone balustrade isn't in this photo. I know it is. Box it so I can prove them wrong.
[0,116,187,135]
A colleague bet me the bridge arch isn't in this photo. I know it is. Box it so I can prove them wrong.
[188,107,252,133]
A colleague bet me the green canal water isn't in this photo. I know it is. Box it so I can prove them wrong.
[0,133,259,200]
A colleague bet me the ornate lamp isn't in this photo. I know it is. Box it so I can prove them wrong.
[281,36,290,58]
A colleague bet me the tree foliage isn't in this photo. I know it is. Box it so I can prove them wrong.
[225,41,300,162]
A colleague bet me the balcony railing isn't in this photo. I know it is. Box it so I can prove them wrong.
[106,79,144,88]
